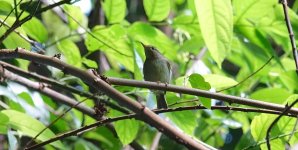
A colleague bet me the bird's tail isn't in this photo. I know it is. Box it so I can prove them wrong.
[156,93,168,109]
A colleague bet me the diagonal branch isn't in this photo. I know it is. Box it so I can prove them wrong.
[0,64,143,150]
[0,61,130,114]
[265,98,298,150]
[0,48,208,149]
[0,0,70,43]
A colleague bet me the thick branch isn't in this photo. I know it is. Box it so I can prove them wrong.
[0,64,143,150]
[0,48,207,149]
[0,64,95,116]
[0,61,130,114]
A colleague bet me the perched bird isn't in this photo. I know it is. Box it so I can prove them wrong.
[142,44,171,109]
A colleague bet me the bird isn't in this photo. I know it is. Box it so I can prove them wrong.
[142,44,172,109]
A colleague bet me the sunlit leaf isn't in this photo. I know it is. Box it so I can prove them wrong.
[143,0,170,21]
[103,0,126,24]
[109,110,139,145]
[22,17,48,42]
[0,0,12,15]
[251,114,279,142]
[167,111,197,135]
[1,110,64,149]
[194,0,233,67]
[0,112,9,134]
[202,74,238,89]
[250,88,291,104]
[57,39,82,67]
[189,73,211,108]
[64,4,84,30]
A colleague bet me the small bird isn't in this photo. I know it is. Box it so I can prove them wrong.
[142,44,171,109]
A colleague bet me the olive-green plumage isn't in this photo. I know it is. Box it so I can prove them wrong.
[142,44,171,109]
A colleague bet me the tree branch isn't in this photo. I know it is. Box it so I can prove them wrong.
[0,63,143,150]
[0,0,70,43]
[280,0,298,73]
[265,99,298,150]
[107,77,298,114]
[0,48,208,149]
[0,61,130,114]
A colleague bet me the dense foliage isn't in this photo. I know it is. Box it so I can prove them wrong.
[0,0,298,149]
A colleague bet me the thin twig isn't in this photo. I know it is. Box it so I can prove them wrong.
[168,98,199,107]
[0,0,23,28]
[26,103,298,150]
[25,114,135,150]
[287,117,298,143]
[25,97,90,147]
[0,19,35,44]
[57,2,131,57]
[265,98,298,150]
[280,0,298,72]
[242,130,298,150]
[217,56,273,92]
[0,0,70,43]
[0,0,40,43]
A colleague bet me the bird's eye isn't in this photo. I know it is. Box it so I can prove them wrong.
[150,47,156,51]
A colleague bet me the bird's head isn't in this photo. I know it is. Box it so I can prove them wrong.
[141,43,162,59]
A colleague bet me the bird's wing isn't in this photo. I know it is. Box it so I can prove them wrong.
[166,61,172,82]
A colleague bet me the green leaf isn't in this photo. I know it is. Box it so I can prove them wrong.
[82,58,98,68]
[143,0,170,21]
[172,14,200,36]
[103,0,127,24]
[57,39,82,67]
[179,35,204,53]
[194,0,233,66]
[251,114,278,142]
[280,70,298,91]
[109,110,139,145]
[85,25,134,71]
[233,0,277,25]
[237,26,276,58]
[84,132,113,148]
[283,95,298,108]
[0,0,12,15]
[189,73,211,108]
[189,74,211,90]
[232,112,250,133]
[0,112,9,134]
[64,4,84,30]
[167,111,197,135]
[1,110,64,149]
[22,17,48,42]
[260,139,284,150]
[202,74,238,89]
[42,10,70,38]
[0,27,30,49]
[277,116,296,135]
[235,131,257,150]
[250,88,291,104]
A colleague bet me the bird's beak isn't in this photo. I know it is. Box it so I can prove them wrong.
[140,42,148,49]
[141,43,150,52]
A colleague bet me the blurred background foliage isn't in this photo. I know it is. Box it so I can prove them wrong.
[0,0,298,149]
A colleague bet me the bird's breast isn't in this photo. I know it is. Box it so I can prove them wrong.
[143,58,171,83]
